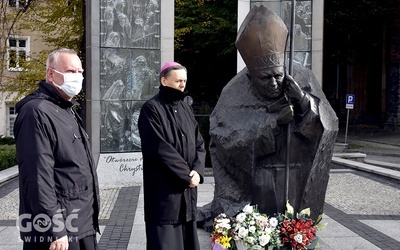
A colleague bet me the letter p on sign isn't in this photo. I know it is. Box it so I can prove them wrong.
[346,94,355,109]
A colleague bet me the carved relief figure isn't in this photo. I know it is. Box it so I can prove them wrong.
[126,55,158,100]
[117,12,132,47]
[104,6,115,42]
[103,79,127,151]
[101,0,159,48]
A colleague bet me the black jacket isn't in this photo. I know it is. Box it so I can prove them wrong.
[138,85,206,224]
[14,80,100,242]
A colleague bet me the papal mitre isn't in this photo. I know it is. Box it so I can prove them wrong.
[236,5,288,71]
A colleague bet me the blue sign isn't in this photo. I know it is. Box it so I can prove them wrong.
[346,94,355,109]
[346,94,355,104]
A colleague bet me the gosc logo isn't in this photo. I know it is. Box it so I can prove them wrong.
[17,209,80,233]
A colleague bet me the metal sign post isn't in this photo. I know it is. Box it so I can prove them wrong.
[345,94,355,144]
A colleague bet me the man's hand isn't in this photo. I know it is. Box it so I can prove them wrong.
[49,235,68,250]
[283,74,304,103]
[189,170,200,188]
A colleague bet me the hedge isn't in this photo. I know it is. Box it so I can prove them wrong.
[0,137,17,171]
[0,136,15,145]
[0,145,17,171]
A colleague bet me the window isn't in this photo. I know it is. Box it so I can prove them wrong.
[66,0,78,15]
[8,0,27,8]
[7,105,17,137]
[7,36,30,71]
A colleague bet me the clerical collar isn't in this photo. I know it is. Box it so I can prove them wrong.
[159,85,186,103]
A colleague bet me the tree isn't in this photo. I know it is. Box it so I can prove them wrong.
[175,0,238,108]
[323,0,400,122]
[0,0,84,101]
[0,0,34,100]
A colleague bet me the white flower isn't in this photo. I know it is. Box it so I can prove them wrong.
[264,227,272,234]
[294,233,303,243]
[249,225,256,233]
[269,217,278,228]
[243,204,254,214]
[238,227,249,238]
[249,219,256,225]
[218,218,231,229]
[256,215,268,223]
[256,215,269,229]
[251,245,262,249]
[245,236,255,245]
[236,213,246,223]
[259,234,271,246]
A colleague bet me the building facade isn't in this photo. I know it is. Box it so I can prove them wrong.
[0,0,53,137]
[322,1,400,128]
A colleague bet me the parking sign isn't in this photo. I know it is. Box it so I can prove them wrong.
[346,94,355,109]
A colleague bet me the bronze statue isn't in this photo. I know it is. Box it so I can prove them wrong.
[198,5,338,230]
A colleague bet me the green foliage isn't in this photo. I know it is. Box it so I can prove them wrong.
[325,0,397,28]
[0,136,15,145]
[0,144,17,171]
[323,0,400,70]
[17,0,84,51]
[175,0,237,56]
[1,50,47,100]
[0,136,16,171]
[1,0,84,101]
[324,0,399,46]
[175,0,238,104]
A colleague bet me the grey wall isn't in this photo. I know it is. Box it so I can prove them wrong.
[86,0,174,160]
[85,0,174,186]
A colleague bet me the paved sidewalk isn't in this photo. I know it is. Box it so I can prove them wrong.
[1,171,399,249]
[0,128,400,249]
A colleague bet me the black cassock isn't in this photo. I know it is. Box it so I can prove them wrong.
[138,85,206,250]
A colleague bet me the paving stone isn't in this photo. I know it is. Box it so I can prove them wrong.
[1,128,400,249]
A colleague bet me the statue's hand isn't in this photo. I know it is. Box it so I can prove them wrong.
[276,105,293,125]
[283,74,304,103]
[284,74,311,117]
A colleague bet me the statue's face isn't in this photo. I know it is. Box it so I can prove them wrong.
[251,66,285,99]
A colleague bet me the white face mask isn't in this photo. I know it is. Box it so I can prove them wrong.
[52,69,84,98]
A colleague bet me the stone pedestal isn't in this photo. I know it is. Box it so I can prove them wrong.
[97,152,143,188]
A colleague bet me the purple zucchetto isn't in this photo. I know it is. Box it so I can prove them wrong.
[160,62,182,73]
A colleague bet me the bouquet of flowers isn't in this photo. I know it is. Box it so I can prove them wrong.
[211,213,234,250]
[211,202,325,250]
[276,202,326,250]
[211,204,282,250]
[231,204,282,249]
